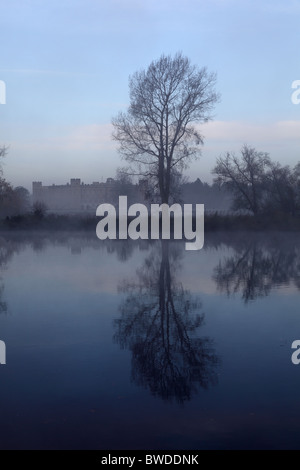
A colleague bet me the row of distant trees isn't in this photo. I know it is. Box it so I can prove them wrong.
[1,142,299,219]
[0,53,299,220]
[112,52,299,218]
[0,146,32,218]
[213,145,300,216]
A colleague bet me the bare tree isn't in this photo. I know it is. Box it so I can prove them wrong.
[32,201,47,219]
[0,146,14,217]
[294,162,300,211]
[212,145,270,215]
[264,162,297,215]
[13,186,31,214]
[112,52,219,203]
[0,146,7,157]
[0,180,15,216]
[0,146,8,174]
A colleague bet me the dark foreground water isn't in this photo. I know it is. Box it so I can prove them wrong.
[0,231,299,449]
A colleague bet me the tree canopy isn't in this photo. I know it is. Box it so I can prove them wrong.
[212,145,300,216]
[112,52,219,203]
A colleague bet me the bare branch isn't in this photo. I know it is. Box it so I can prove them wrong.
[112,53,219,203]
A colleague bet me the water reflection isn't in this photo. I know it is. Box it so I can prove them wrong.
[212,234,300,302]
[1,231,299,311]
[114,241,220,403]
[0,237,18,313]
[0,232,299,449]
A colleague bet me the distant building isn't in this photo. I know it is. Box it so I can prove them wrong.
[32,178,147,214]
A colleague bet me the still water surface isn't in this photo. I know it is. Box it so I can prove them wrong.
[0,231,299,449]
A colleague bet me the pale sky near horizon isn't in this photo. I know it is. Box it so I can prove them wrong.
[0,0,299,191]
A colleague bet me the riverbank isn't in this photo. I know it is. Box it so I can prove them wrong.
[1,212,300,232]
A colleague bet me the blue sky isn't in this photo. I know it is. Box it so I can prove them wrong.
[0,0,299,190]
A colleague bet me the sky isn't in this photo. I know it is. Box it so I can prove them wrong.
[0,0,299,191]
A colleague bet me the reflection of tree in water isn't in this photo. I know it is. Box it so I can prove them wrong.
[114,241,219,403]
[0,284,7,313]
[213,239,300,303]
[0,238,18,313]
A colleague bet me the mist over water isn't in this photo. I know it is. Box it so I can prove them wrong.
[0,232,299,449]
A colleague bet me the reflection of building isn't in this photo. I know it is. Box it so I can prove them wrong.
[32,178,147,214]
